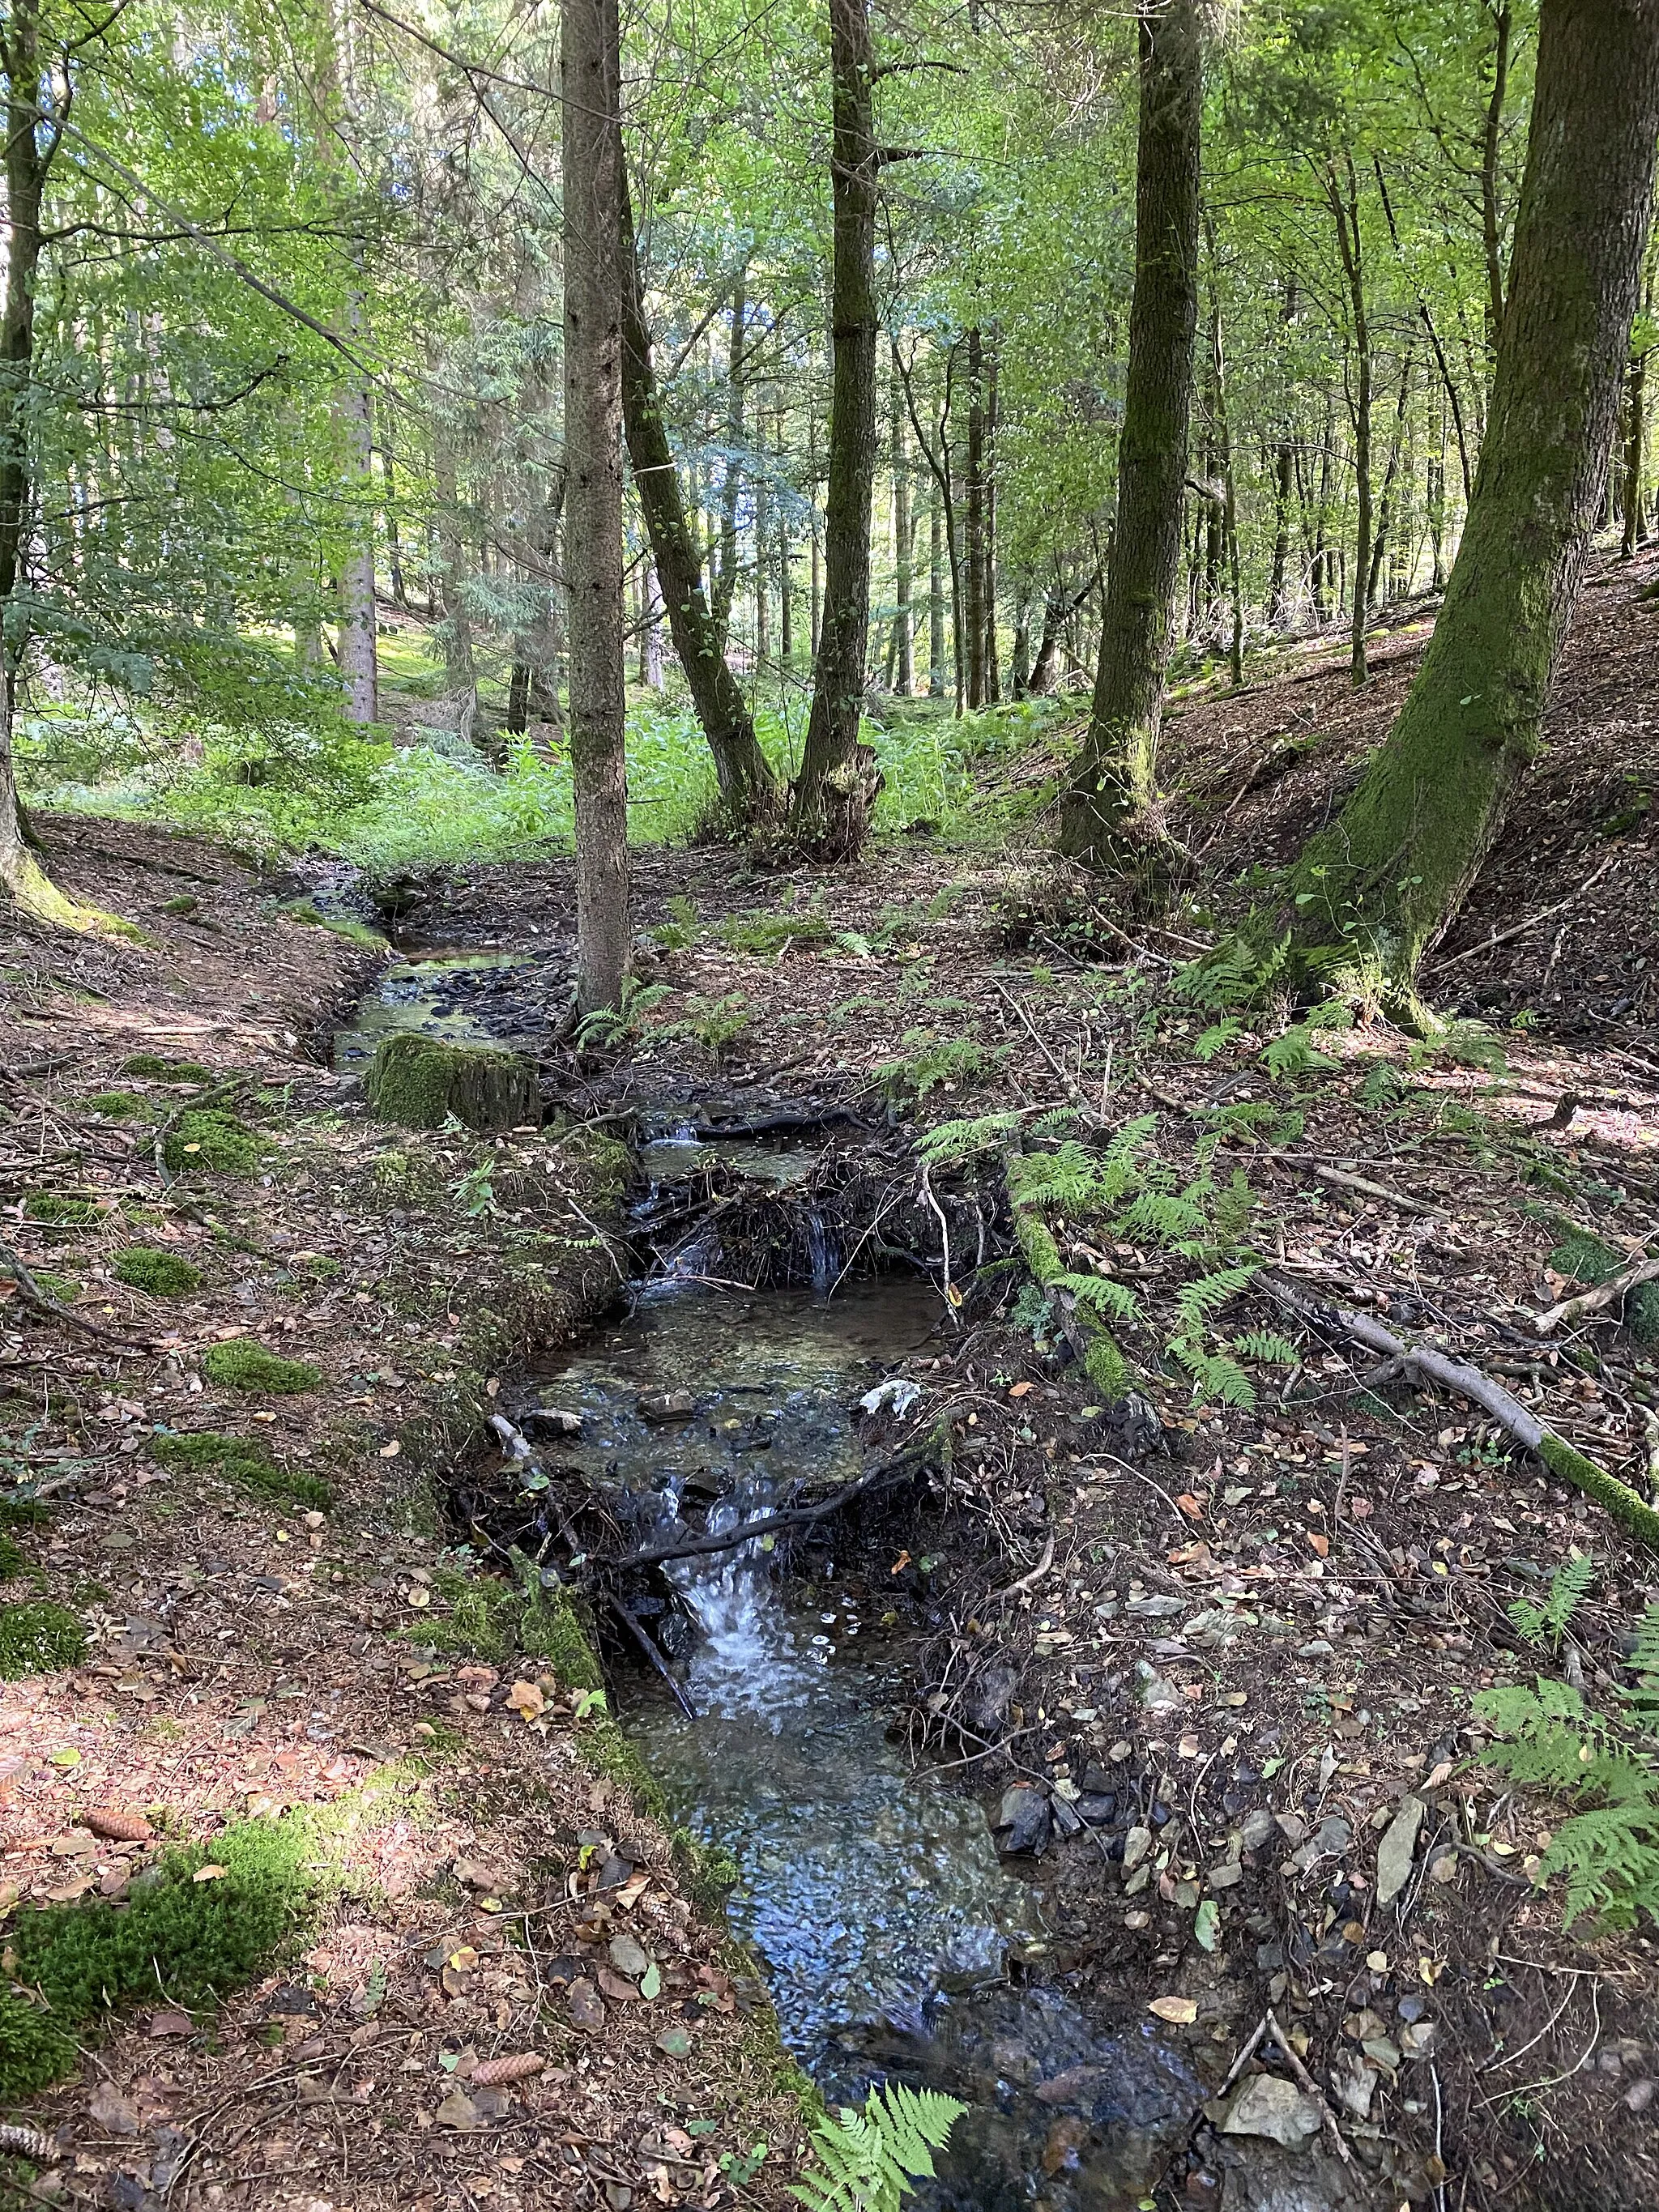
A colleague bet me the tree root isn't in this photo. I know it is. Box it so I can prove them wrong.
[1262,1271,1659,1549]
[2,843,143,939]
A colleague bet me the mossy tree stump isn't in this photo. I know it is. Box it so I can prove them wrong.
[364,1033,541,1132]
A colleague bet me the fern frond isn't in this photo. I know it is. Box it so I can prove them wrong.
[1234,1328,1300,1365]
[1117,1187,1208,1244]
[1195,1017,1244,1063]
[915,1112,1022,1168]
[1032,1106,1082,1139]
[1052,1271,1142,1323]
[1172,1338,1258,1409]
[1175,1264,1258,1336]
[1262,1025,1341,1079]
[791,2084,966,2212]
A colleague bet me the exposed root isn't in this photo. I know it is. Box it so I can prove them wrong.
[2,842,142,939]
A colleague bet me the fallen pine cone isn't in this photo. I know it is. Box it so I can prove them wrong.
[470,2053,544,2088]
[82,1810,154,1843]
[0,2124,57,2163]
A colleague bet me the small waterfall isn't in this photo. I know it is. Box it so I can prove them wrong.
[804,1208,839,1292]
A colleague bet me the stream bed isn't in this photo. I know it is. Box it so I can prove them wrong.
[512,1270,1202,2210]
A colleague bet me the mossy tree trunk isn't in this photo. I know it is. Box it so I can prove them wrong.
[1268,0,1659,999]
[787,0,881,860]
[617,166,782,829]
[1056,0,1201,872]
[564,0,630,1014]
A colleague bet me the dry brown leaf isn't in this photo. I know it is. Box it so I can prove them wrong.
[1147,1995,1198,2025]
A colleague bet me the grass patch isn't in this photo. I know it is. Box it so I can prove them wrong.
[163,1109,267,1175]
[0,1600,87,1678]
[22,1193,102,1228]
[121,1053,212,1083]
[150,1429,332,1510]
[113,1246,204,1297]
[1549,1233,1659,1345]
[199,1342,322,1394]
[0,1814,313,2098]
[282,898,387,950]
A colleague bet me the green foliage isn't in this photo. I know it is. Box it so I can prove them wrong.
[151,1430,331,1511]
[877,1034,995,1101]
[22,1193,102,1228]
[915,1111,1023,1168]
[1051,1271,1142,1324]
[199,1342,322,1395]
[791,2083,966,2212]
[121,1054,210,1083]
[1359,1061,1409,1109]
[573,979,672,1051]
[1261,1004,1351,1080]
[1195,1016,1245,1062]
[719,908,834,955]
[651,894,702,950]
[0,1817,313,2096]
[1508,1553,1596,1652]
[0,1600,87,1678]
[0,1534,26,1580]
[1232,1328,1300,1366]
[113,1246,203,1297]
[1171,1340,1259,1409]
[87,1091,152,1120]
[164,1109,267,1175]
[662,992,751,1059]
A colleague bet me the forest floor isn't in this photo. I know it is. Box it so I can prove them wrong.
[3,548,1657,2212]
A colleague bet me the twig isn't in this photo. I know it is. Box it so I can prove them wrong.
[1430,848,1625,970]
[917,1160,959,1328]
[0,1239,149,1351]
[603,1591,697,1720]
[1303,1162,1452,1221]
[1218,2014,1269,2095]
[992,977,1102,1124]
[1530,1253,1659,1338]
[987,1527,1055,1604]
[1265,2008,1355,2168]
[579,1460,914,1574]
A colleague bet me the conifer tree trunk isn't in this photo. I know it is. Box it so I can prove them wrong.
[964,326,986,708]
[563,0,629,1012]
[928,486,945,697]
[1057,0,1201,870]
[889,356,913,694]
[1271,0,1659,998]
[788,0,881,857]
[617,168,781,825]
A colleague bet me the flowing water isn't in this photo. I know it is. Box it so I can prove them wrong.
[520,1272,1202,2208]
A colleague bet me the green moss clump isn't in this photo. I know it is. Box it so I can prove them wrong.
[672,1828,739,1916]
[87,1091,151,1119]
[200,1341,322,1395]
[113,1246,203,1297]
[0,1498,49,1528]
[0,1600,87,1678]
[162,895,199,916]
[32,1270,79,1304]
[164,1110,267,1176]
[0,1534,26,1579]
[0,1816,313,2098]
[521,1583,604,1690]
[1548,1235,1659,1344]
[22,1193,101,1228]
[364,1032,540,1134]
[121,1053,211,1083]
[370,1147,443,1203]
[151,1429,331,1510]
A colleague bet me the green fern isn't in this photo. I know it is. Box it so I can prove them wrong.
[1118,1186,1208,1242]
[1508,1553,1595,1651]
[1211,1168,1256,1247]
[791,2083,966,2212]
[1195,1016,1245,1063]
[574,978,671,1049]
[1234,1328,1300,1366]
[1051,1270,1143,1324]
[1172,1338,1257,1409]
[1031,1106,1082,1139]
[915,1112,1022,1168]
[1175,1264,1258,1336]
[1262,1024,1341,1080]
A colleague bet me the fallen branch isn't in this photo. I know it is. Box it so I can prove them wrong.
[1430,848,1625,971]
[988,1527,1055,1605]
[0,1240,150,1352]
[1303,1162,1452,1221]
[577,1459,915,1575]
[1266,2008,1355,2169]
[603,1591,697,1720]
[1262,1271,1659,1549]
[992,978,1103,1125]
[1530,1253,1659,1338]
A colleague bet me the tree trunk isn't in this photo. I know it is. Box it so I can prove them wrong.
[564,0,630,1013]
[928,484,945,696]
[1057,0,1201,868]
[1481,2,1513,356]
[618,167,781,825]
[1270,0,1659,997]
[711,262,748,650]
[889,353,913,694]
[1367,343,1416,606]
[382,425,409,608]
[1329,153,1373,686]
[336,300,379,727]
[984,346,1000,701]
[1203,211,1244,688]
[964,327,986,707]
[788,0,881,857]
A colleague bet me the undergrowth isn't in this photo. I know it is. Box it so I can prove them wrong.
[792,2082,965,2212]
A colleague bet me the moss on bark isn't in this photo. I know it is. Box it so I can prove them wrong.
[365,1033,541,1133]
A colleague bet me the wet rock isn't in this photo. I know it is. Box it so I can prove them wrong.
[522,1406,584,1438]
[996,1785,1051,1856]
[1220,2073,1324,2149]
[608,1932,650,1979]
[1375,1794,1426,1907]
[1075,1792,1116,1824]
[1127,1594,1187,1619]
[1239,1809,1277,1852]
[1080,1763,1115,1795]
[1313,1815,1351,1856]
[1206,1861,1243,1890]
[638,1389,697,1422]
[1051,1792,1084,1839]
[1137,1661,1183,1709]
[966,1664,1019,1733]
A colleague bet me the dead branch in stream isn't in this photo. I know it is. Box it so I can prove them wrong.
[573,1457,922,1575]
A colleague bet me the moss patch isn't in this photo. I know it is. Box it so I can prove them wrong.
[151,1430,332,1510]
[0,1534,27,1579]
[284,898,388,950]
[32,1270,79,1303]
[122,1053,211,1083]
[162,894,199,916]
[199,1341,322,1394]
[87,1091,152,1119]
[22,1193,102,1228]
[0,1600,87,1677]
[113,1246,204,1297]
[164,1109,267,1176]
[364,1032,540,1134]
[0,1814,313,2098]
[1548,1234,1659,1345]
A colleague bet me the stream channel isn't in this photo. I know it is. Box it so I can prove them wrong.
[344,946,1205,2209]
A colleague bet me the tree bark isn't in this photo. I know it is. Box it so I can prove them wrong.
[964,326,986,707]
[788,0,881,857]
[1328,152,1373,686]
[984,345,1000,701]
[564,0,630,1013]
[1271,0,1659,998]
[1057,0,1201,868]
[1481,2,1513,355]
[618,167,781,824]
[889,352,913,694]
[928,481,945,696]
[711,262,748,650]
[336,305,379,727]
